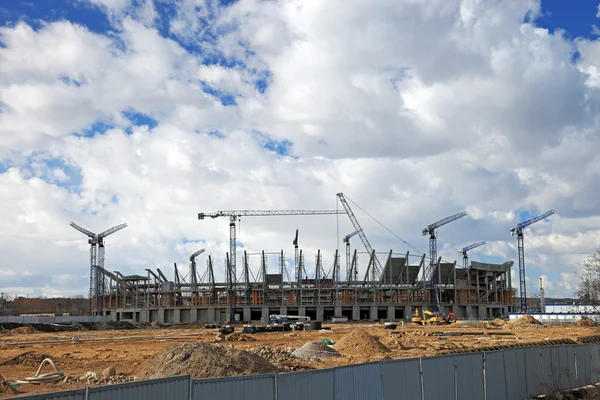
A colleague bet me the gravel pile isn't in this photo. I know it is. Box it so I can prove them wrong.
[248,344,297,364]
[137,342,279,379]
[292,342,341,359]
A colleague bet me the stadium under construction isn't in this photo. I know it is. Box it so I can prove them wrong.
[78,193,519,323]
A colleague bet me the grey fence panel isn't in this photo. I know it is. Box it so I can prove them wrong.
[276,369,334,400]
[503,348,528,400]
[455,353,484,400]
[12,388,86,400]
[524,347,544,397]
[591,344,600,383]
[575,344,593,386]
[557,345,577,389]
[192,374,275,400]
[380,358,421,400]
[421,355,454,400]
[87,375,189,400]
[484,351,507,400]
[565,345,576,379]
[334,362,382,400]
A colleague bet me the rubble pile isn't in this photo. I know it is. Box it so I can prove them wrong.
[137,342,279,379]
[292,342,341,359]
[248,344,297,364]
[64,367,137,385]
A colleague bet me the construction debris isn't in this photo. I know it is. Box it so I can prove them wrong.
[137,342,279,379]
[248,344,297,364]
[0,352,48,367]
[292,342,341,359]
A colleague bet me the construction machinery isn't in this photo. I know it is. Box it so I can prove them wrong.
[422,212,467,313]
[459,241,486,269]
[70,221,127,314]
[510,209,555,312]
[343,230,360,283]
[411,308,457,325]
[336,193,382,284]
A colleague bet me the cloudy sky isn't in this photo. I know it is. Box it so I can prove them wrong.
[1,0,599,300]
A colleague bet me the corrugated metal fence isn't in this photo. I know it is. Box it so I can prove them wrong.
[12,344,600,400]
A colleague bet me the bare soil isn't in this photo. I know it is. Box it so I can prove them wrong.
[1,318,599,398]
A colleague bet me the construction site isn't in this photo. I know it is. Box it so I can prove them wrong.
[69,193,528,325]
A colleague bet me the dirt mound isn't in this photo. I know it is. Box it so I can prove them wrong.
[137,342,278,379]
[292,342,342,359]
[249,344,297,364]
[225,332,256,342]
[97,321,138,330]
[333,330,390,354]
[571,319,595,327]
[491,318,506,326]
[512,315,542,325]
[10,326,37,334]
[0,351,47,366]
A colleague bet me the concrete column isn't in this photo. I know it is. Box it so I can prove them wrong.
[334,306,342,317]
[207,308,215,322]
[404,305,412,321]
[352,306,360,321]
[479,306,487,320]
[316,306,324,322]
[369,306,378,321]
[298,306,306,316]
[280,306,288,316]
[158,309,165,324]
[140,310,149,323]
[387,306,395,321]
[173,309,181,323]
[190,308,198,322]
[243,307,251,322]
[452,305,459,316]
[261,307,269,322]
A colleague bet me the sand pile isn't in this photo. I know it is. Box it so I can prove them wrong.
[491,318,506,326]
[137,342,278,379]
[334,330,390,354]
[10,326,37,334]
[225,333,256,342]
[513,315,542,325]
[292,342,342,359]
[0,351,47,366]
[572,319,595,327]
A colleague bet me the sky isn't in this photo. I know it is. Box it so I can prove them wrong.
[1,0,600,300]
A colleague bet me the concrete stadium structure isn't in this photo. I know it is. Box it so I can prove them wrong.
[93,250,515,323]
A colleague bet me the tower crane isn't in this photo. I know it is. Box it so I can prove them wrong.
[198,209,346,318]
[70,221,127,314]
[343,230,360,282]
[459,241,486,269]
[510,209,555,312]
[293,229,300,286]
[336,193,383,283]
[422,212,467,313]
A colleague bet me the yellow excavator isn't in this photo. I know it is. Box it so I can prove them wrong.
[411,308,456,325]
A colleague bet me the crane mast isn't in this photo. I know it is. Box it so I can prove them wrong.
[422,211,467,313]
[343,230,360,283]
[510,209,555,312]
[198,208,346,320]
[336,193,383,283]
[459,241,486,269]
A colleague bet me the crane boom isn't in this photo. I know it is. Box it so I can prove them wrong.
[199,210,346,219]
[459,241,486,255]
[512,210,555,232]
[98,223,128,238]
[343,230,360,243]
[510,209,555,312]
[189,249,205,262]
[70,222,96,238]
[422,212,467,236]
[336,193,382,282]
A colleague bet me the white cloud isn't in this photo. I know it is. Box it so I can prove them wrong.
[0,0,599,299]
